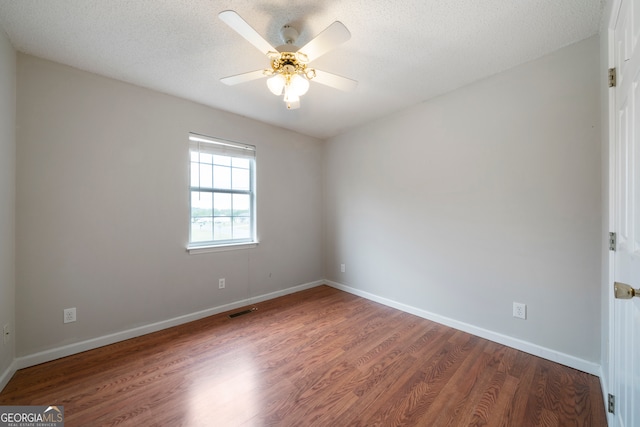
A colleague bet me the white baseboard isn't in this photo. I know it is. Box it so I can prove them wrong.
[0,360,17,392]
[326,280,601,376]
[6,278,602,388]
[14,280,324,371]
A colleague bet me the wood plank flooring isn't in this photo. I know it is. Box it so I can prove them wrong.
[0,285,607,426]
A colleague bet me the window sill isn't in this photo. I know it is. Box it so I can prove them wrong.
[187,241,258,254]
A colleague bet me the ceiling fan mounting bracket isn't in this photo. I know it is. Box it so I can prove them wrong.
[280,25,299,45]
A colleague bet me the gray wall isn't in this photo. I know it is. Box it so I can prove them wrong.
[0,29,16,381]
[7,34,604,369]
[324,36,602,362]
[15,55,324,356]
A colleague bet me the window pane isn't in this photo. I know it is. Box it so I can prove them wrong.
[200,152,213,164]
[232,157,250,168]
[213,155,231,166]
[191,191,212,216]
[191,218,213,242]
[213,192,231,217]
[214,217,232,241]
[232,167,250,191]
[198,163,212,188]
[191,152,213,164]
[190,162,199,186]
[233,194,250,217]
[213,165,231,189]
[191,191,213,242]
[233,217,251,239]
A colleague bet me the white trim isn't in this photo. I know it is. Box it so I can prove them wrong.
[187,241,258,254]
[0,360,17,392]
[14,280,323,370]
[188,133,256,156]
[605,1,621,426]
[326,280,601,376]
[7,278,602,387]
[606,38,618,427]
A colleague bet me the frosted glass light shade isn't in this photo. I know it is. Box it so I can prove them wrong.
[283,84,300,103]
[289,74,309,96]
[267,74,286,95]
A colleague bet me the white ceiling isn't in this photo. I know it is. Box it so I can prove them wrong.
[0,0,604,139]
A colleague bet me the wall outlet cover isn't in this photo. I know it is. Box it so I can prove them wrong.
[64,307,77,323]
[513,302,526,320]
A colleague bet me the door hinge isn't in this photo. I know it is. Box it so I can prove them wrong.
[608,393,615,414]
[609,232,617,251]
[609,68,617,87]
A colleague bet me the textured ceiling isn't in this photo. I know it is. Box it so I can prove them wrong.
[0,0,604,139]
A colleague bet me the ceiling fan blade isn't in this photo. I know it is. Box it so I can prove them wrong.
[312,70,358,92]
[299,21,351,62]
[220,70,267,86]
[219,10,277,56]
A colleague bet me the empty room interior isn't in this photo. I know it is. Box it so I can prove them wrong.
[0,0,635,426]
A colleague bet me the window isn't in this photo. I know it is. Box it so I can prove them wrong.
[188,133,256,250]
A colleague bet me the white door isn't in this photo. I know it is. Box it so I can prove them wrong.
[612,0,640,425]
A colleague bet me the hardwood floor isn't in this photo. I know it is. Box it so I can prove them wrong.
[0,285,607,426]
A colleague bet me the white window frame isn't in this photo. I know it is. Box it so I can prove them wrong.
[187,133,257,253]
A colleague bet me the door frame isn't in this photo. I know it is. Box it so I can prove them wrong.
[606,1,621,426]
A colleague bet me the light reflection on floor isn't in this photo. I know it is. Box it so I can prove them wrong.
[188,352,262,426]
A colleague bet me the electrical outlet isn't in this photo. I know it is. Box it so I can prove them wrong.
[64,308,76,324]
[513,302,526,320]
[340,264,346,273]
[3,324,9,345]
[219,278,225,289]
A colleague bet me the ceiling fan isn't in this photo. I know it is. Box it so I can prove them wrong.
[218,10,358,110]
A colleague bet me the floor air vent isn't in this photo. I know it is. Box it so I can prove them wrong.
[228,307,257,319]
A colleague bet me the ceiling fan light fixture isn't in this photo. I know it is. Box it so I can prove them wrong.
[289,74,310,96]
[283,85,299,103]
[295,51,309,64]
[286,100,300,110]
[219,10,356,110]
[267,74,286,95]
